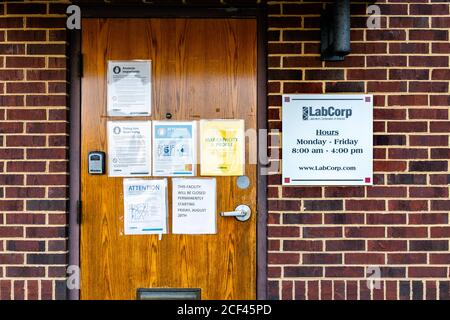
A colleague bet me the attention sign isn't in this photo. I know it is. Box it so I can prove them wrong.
[282,94,373,186]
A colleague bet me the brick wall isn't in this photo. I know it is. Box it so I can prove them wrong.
[268,0,450,300]
[0,1,68,300]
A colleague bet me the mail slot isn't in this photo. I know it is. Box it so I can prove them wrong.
[136,288,201,300]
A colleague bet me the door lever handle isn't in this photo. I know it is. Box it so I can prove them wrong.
[220,205,251,222]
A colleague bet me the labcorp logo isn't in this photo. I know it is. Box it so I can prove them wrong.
[302,106,353,120]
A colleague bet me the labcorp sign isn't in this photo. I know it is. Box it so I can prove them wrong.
[282,94,373,186]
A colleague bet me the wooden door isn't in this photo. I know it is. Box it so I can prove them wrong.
[80,18,257,300]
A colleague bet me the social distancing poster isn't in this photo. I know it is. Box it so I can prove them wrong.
[107,121,152,177]
[152,121,196,177]
[199,119,245,176]
[107,60,152,117]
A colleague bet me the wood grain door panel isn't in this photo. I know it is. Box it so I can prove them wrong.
[81,18,257,300]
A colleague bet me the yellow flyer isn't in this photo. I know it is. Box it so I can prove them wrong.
[200,119,245,176]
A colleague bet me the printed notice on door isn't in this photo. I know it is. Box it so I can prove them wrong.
[282,94,373,186]
[200,120,245,176]
[107,121,152,177]
[152,121,197,176]
[107,60,152,116]
[172,178,217,234]
[123,179,167,235]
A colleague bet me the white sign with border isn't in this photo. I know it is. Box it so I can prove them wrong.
[123,179,168,236]
[107,121,152,177]
[282,94,373,186]
[107,60,152,116]
[172,178,217,235]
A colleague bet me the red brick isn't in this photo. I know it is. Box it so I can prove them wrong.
[283,240,323,252]
[7,3,47,14]
[389,43,429,54]
[284,267,323,278]
[268,226,299,238]
[26,123,67,134]
[282,187,322,198]
[409,213,448,225]
[5,187,45,198]
[366,213,406,225]
[6,213,45,225]
[6,82,46,94]
[346,200,385,211]
[303,227,342,238]
[374,109,406,120]
[7,109,46,121]
[367,187,407,198]
[26,227,66,239]
[325,267,364,278]
[388,95,428,106]
[27,149,67,160]
[409,187,448,198]
[409,109,448,120]
[409,56,448,67]
[268,200,300,211]
[268,253,299,265]
[0,254,23,265]
[430,122,450,133]
[5,57,45,69]
[7,30,46,42]
[430,254,450,265]
[431,148,450,159]
[26,95,66,107]
[26,174,68,186]
[0,227,23,238]
[302,253,341,265]
[7,161,46,173]
[345,253,385,265]
[368,240,407,252]
[374,161,407,172]
[409,267,448,278]
[388,200,428,212]
[345,227,385,238]
[430,227,450,238]
[388,254,427,265]
[388,227,428,238]
[6,267,45,278]
[367,56,407,67]
[324,187,364,198]
[410,4,449,15]
[410,135,448,147]
[0,149,24,160]
[387,122,427,133]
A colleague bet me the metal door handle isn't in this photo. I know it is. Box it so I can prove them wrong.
[220,205,251,222]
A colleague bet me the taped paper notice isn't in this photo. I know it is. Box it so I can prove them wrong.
[123,179,167,236]
[199,119,245,176]
[172,178,217,235]
[107,60,152,116]
[152,121,197,176]
[107,121,152,177]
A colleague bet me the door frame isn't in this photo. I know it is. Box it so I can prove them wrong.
[68,4,268,300]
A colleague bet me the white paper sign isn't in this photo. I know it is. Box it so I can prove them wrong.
[152,121,197,176]
[107,121,152,177]
[282,94,373,186]
[123,179,167,235]
[172,178,217,234]
[107,60,152,116]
